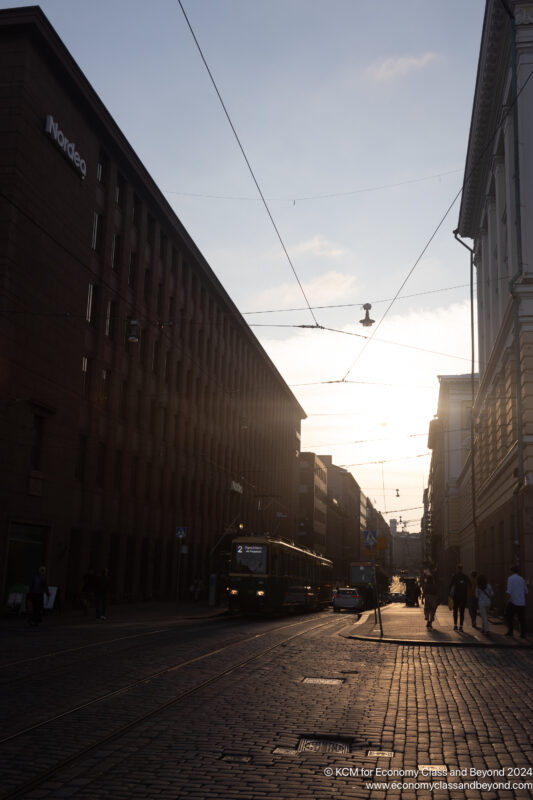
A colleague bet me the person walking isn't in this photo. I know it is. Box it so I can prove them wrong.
[467,570,478,628]
[475,575,494,635]
[449,563,469,632]
[423,571,438,630]
[505,565,528,638]
[28,565,49,626]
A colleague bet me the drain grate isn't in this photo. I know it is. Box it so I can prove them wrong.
[302,677,344,685]
[298,737,350,754]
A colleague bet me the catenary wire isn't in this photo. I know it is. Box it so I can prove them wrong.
[176,0,319,328]
[340,66,533,382]
[162,168,462,203]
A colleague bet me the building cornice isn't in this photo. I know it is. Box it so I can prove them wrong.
[457,0,509,238]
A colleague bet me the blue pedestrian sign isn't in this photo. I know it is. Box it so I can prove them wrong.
[175,526,187,539]
[364,530,377,547]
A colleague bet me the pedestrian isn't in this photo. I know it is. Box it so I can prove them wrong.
[475,575,494,635]
[505,565,528,638]
[423,571,438,630]
[449,563,469,632]
[190,577,204,602]
[28,565,49,626]
[95,567,109,620]
[467,570,478,628]
[80,568,96,615]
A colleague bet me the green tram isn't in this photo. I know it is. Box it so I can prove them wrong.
[228,536,333,614]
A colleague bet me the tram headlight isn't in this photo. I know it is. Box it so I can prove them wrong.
[230,589,239,596]
[256,590,265,597]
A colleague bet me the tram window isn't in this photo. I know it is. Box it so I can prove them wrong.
[232,544,267,573]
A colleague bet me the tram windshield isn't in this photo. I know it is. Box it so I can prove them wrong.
[231,543,268,574]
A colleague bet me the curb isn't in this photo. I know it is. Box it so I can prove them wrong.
[342,632,533,648]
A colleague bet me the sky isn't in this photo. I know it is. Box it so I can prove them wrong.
[2,0,487,531]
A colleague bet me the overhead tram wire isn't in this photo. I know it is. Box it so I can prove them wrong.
[341,186,464,381]
[242,282,472,316]
[249,322,474,364]
[340,65,533,383]
[176,0,319,328]
[162,168,463,203]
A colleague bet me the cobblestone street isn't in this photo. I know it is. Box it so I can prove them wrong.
[1,604,533,799]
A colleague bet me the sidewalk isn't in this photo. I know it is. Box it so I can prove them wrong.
[1,599,230,629]
[346,602,532,647]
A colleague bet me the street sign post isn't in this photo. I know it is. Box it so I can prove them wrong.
[362,530,383,637]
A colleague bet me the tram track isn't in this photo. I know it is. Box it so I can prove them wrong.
[0,618,239,687]
[0,614,342,800]
[0,612,329,687]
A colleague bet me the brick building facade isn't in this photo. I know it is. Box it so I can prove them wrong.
[0,7,305,606]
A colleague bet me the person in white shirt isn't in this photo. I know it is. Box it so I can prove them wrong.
[505,566,528,638]
[475,575,494,636]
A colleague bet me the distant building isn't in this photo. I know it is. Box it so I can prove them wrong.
[455,0,533,617]
[321,457,362,583]
[391,531,423,576]
[427,375,479,576]
[0,7,305,606]
[298,453,327,553]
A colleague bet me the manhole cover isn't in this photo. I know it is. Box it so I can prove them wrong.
[221,754,252,763]
[302,677,344,685]
[298,737,350,754]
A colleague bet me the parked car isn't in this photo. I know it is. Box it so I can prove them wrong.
[332,587,364,612]
[387,592,406,603]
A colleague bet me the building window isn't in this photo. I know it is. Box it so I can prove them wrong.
[139,329,146,365]
[145,461,152,502]
[105,301,116,339]
[132,195,141,228]
[96,148,109,184]
[82,356,91,398]
[86,283,94,323]
[160,232,167,261]
[152,338,159,374]
[171,247,179,275]
[111,234,121,272]
[150,398,157,434]
[115,174,126,207]
[128,252,137,288]
[144,269,152,302]
[131,455,138,493]
[102,369,111,407]
[147,214,155,244]
[31,414,45,471]
[114,450,122,491]
[120,379,128,419]
[91,212,102,252]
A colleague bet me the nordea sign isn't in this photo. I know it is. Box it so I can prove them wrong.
[44,114,87,179]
